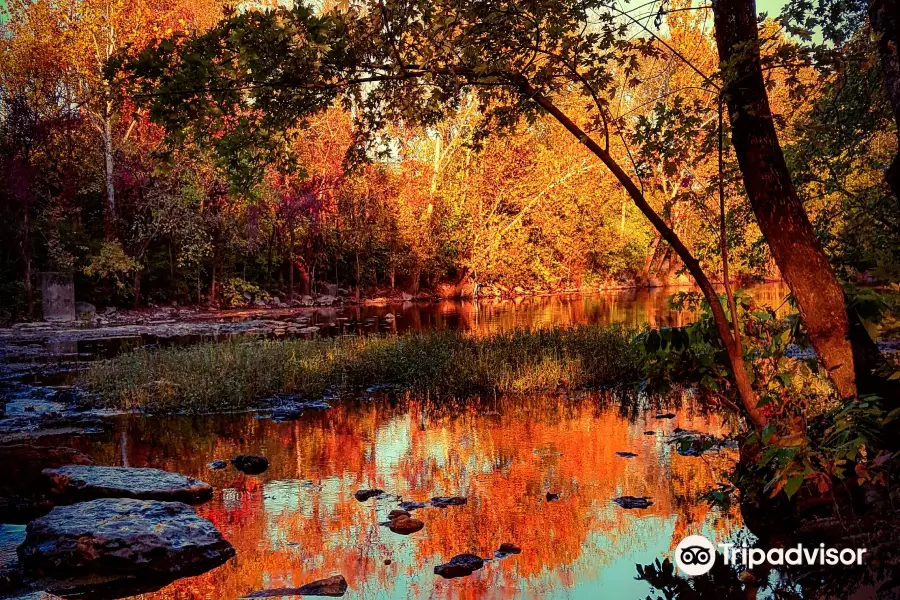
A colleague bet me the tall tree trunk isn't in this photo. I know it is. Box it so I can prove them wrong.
[520,80,767,428]
[869,0,900,201]
[712,0,871,399]
[22,208,33,317]
[102,112,117,240]
[133,269,141,309]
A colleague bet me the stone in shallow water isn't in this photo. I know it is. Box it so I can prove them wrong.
[208,460,227,470]
[434,554,485,578]
[654,413,676,420]
[242,574,348,597]
[495,543,522,558]
[43,465,213,504]
[399,501,427,511]
[354,489,385,502]
[387,516,424,535]
[430,496,466,508]
[545,492,560,502]
[231,455,269,475]
[613,496,653,509]
[615,451,638,458]
[17,499,235,578]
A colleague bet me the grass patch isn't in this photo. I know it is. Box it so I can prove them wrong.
[83,326,641,413]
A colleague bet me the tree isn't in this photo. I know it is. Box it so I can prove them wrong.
[123,1,775,424]
[711,0,883,399]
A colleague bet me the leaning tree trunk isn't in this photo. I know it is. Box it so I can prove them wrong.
[712,0,877,400]
[869,0,900,201]
[520,81,767,428]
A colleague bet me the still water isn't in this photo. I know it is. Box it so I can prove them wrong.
[57,396,739,599]
[5,284,796,598]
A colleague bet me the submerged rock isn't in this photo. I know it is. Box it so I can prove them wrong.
[430,496,466,508]
[399,501,427,511]
[43,465,213,504]
[654,413,676,420]
[354,489,385,502]
[231,455,269,475]
[208,460,227,470]
[18,499,235,577]
[613,496,654,509]
[434,554,485,578]
[388,509,410,520]
[242,574,348,598]
[545,492,560,502]
[387,516,424,535]
[615,451,638,458]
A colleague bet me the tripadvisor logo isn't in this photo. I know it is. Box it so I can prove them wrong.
[674,535,868,577]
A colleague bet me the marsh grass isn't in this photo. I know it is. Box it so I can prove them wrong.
[84,326,641,413]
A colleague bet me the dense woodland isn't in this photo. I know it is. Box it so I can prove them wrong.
[1,0,897,318]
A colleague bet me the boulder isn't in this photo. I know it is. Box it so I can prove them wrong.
[242,574,348,598]
[387,516,424,535]
[613,496,653,509]
[354,489,385,502]
[434,554,484,579]
[208,460,227,470]
[43,466,213,504]
[231,455,269,475]
[18,499,235,577]
[387,509,410,520]
[430,496,466,508]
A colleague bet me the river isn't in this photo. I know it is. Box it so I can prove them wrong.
[2,284,812,599]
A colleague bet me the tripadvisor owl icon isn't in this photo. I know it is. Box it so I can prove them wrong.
[675,535,716,576]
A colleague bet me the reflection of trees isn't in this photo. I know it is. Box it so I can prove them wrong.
[69,395,742,599]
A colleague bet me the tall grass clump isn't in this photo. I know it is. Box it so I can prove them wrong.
[84,325,641,413]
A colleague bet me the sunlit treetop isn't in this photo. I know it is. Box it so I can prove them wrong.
[119,0,661,181]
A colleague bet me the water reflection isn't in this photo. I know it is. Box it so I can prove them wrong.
[308,283,791,337]
[53,395,742,599]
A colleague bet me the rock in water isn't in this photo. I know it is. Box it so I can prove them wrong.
[231,455,269,475]
[430,496,466,508]
[545,492,560,502]
[43,466,213,504]
[434,554,485,578]
[613,496,654,509]
[496,543,522,556]
[242,575,348,597]
[615,451,638,458]
[387,516,424,535]
[354,489,385,502]
[208,460,227,470]
[654,413,676,420]
[399,501,427,511]
[17,499,235,577]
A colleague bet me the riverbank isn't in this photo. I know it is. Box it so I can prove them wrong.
[83,326,642,413]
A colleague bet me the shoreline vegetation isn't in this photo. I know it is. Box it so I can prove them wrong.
[84,326,642,413]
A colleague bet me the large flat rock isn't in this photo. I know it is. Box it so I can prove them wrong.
[17,498,235,578]
[43,465,213,503]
